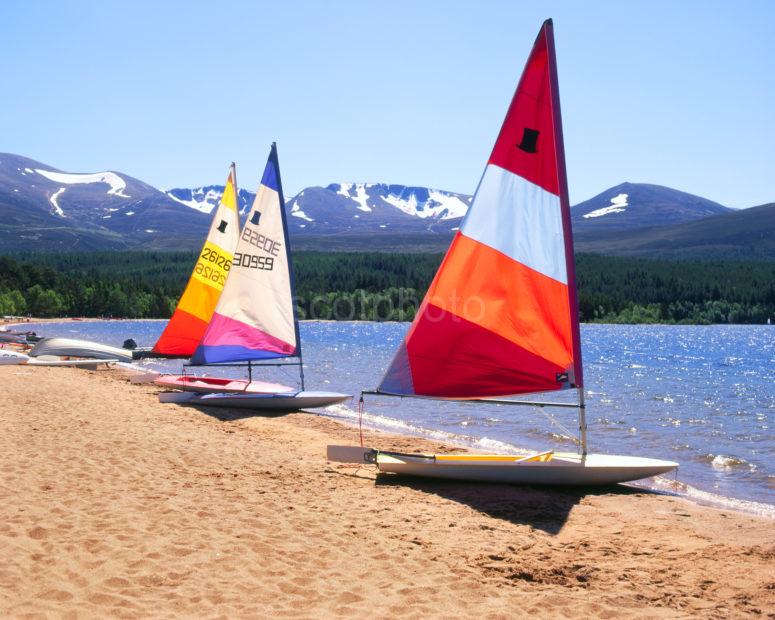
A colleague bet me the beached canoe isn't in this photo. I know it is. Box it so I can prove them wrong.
[29,337,134,362]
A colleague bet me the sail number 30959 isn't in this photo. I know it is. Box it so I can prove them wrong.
[233,252,275,271]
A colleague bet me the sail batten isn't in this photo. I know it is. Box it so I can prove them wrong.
[378,19,581,399]
[191,145,298,365]
[151,164,240,358]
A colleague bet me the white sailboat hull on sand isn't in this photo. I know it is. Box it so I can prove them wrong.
[375,452,678,486]
[0,350,30,365]
[26,356,119,368]
[30,338,134,362]
[160,390,350,411]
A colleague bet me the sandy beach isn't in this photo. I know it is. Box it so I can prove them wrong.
[1,365,772,618]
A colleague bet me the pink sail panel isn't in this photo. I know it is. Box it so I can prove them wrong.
[379,20,582,398]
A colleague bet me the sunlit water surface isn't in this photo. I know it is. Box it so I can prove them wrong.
[21,321,774,514]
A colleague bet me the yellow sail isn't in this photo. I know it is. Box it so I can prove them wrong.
[152,164,241,357]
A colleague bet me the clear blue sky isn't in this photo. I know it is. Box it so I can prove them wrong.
[1,0,773,208]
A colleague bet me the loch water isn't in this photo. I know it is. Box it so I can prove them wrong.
[24,320,774,513]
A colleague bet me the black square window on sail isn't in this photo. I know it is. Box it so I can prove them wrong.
[250,211,261,226]
[517,127,540,153]
[217,220,228,233]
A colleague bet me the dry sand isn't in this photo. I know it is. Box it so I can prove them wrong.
[1,365,772,619]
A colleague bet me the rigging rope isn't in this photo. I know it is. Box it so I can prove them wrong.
[535,406,580,446]
[358,394,365,448]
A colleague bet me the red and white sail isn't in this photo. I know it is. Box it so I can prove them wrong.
[379,19,583,398]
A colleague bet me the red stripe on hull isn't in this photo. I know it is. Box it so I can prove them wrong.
[406,304,566,398]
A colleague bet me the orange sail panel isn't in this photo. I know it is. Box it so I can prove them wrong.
[151,164,241,357]
[378,19,583,398]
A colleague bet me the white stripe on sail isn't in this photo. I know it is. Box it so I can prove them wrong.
[460,164,568,285]
[215,183,297,348]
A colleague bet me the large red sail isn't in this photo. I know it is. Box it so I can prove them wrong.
[378,19,583,398]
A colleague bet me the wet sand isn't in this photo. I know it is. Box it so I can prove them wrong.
[1,365,772,618]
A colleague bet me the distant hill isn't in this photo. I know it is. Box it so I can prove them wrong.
[571,182,732,233]
[0,153,210,251]
[575,202,775,259]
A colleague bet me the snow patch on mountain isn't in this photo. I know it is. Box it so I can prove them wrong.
[49,188,66,217]
[583,193,629,219]
[381,187,469,220]
[35,169,131,198]
[327,183,469,220]
[335,183,372,212]
[290,204,313,222]
[165,188,221,214]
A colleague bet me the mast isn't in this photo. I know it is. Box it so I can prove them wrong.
[271,142,305,391]
[230,161,238,215]
[544,19,587,454]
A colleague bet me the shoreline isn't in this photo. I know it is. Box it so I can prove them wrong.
[7,317,774,518]
[3,316,773,328]
[2,365,773,617]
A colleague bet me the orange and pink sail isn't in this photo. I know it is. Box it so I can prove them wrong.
[151,164,241,357]
[378,19,583,398]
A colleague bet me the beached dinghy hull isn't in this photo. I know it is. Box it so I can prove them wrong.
[154,375,295,395]
[29,338,134,362]
[375,452,678,486]
[26,356,119,368]
[161,390,350,411]
[0,350,30,365]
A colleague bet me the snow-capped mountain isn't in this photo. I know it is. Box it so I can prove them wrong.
[165,185,255,215]
[164,181,472,234]
[0,153,210,251]
[571,182,732,232]
[284,183,470,233]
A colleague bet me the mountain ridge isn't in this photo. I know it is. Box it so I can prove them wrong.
[0,152,771,258]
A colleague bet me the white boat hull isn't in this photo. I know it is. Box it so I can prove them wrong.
[154,375,295,395]
[29,337,134,362]
[26,356,119,368]
[0,350,30,365]
[376,452,678,486]
[162,390,351,411]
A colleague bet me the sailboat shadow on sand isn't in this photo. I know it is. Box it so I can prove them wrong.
[373,475,656,535]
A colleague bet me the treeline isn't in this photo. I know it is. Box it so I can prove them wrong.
[1,252,774,324]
